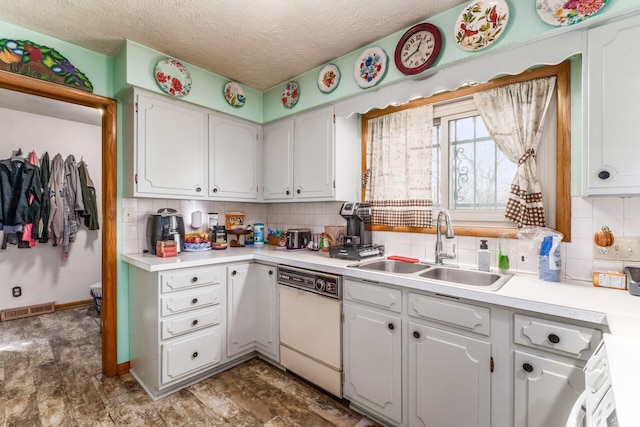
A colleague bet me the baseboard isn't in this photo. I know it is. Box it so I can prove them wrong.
[117,361,130,375]
[55,299,94,310]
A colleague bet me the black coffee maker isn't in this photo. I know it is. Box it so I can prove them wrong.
[329,202,384,260]
[146,208,185,254]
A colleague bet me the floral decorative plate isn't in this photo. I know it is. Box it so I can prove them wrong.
[154,58,192,97]
[224,81,246,108]
[282,81,300,108]
[354,46,387,89]
[536,0,609,26]
[317,63,340,93]
[454,0,510,52]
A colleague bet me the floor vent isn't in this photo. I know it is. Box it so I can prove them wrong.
[0,302,55,321]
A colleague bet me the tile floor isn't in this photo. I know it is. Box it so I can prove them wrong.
[0,306,379,427]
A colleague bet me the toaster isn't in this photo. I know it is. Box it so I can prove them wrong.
[285,228,311,250]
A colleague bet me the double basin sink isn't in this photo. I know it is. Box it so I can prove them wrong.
[348,259,512,291]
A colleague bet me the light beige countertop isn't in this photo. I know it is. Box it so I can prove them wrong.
[122,246,640,339]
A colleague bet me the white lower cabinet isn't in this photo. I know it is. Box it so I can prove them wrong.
[408,322,491,427]
[343,303,402,425]
[227,262,278,360]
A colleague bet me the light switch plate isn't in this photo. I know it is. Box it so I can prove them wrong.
[593,237,640,261]
[123,207,134,223]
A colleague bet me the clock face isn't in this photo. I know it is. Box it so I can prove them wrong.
[394,23,442,75]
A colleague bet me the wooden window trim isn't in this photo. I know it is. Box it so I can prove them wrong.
[361,61,571,241]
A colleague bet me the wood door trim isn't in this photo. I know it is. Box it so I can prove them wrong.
[0,70,118,377]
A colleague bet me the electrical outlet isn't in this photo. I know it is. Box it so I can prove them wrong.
[12,286,21,297]
[123,207,134,223]
[593,237,640,261]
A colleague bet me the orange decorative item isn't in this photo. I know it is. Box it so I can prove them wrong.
[594,226,614,247]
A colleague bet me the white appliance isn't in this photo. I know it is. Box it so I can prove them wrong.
[277,266,343,398]
[567,334,640,427]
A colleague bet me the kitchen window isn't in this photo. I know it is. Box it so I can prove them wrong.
[361,61,571,240]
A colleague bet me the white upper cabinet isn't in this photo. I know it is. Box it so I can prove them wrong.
[124,89,208,198]
[584,14,640,196]
[263,106,360,202]
[208,114,260,200]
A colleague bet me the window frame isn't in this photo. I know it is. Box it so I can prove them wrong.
[361,61,571,241]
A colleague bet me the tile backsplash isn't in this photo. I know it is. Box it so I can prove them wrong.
[121,196,640,283]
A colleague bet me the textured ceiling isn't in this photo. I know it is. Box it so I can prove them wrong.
[0,0,465,92]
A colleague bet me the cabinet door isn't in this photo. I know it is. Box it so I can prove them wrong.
[263,119,294,200]
[136,93,207,197]
[293,106,334,199]
[584,15,640,195]
[226,264,256,357]
[408,322,491,427]
[209,114,259,200]
[343,303,402,425]
[514,351,584,427]
[254,264,278,360]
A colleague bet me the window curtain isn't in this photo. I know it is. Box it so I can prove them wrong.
[364,104,433,227]
[472,76,556,227]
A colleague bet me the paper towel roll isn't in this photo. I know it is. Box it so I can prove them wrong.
[191,211,203,229]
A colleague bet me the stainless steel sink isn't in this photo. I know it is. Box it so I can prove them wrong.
[350,260,432,274]
[419,267,511,291]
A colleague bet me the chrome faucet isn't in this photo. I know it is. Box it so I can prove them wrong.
[435,210,456,265]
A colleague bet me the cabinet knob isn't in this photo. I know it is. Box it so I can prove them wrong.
[213,188,218,193]
[196,187,202,192]
[192,319,198,326]
[191,298,198,304]
[548,333,560,344]
[231,270,237,276]
[191,277,198,283]
[598,170,610,180]
[413,331,421,339]
[522,363,534,373]
[387,323,395,331]
[286,190,290,195]
[268,270,273,276]
[192,352,198,358]
[297,189,301,194]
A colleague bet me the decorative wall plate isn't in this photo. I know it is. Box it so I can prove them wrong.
[317,63,340,93]
[536,0,609,26]
[224,81,246,107]
[282,81,300,108]
[354,46,388,89]
[454,0,510,52]
[154,58,192,97]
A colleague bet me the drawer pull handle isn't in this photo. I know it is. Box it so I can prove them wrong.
[297,189,301,194]
[192,352,198,358]
[191,298,198,304]
[286,190,290,195]
[523,363,534,373]
[387,323,395,331]
[191,277,198,283]
[413,331,421,339]
[196,187,202,192]
[268,270,273,276]
[192,319,198,326]
[231,270,237,276]
[548,333,560,344]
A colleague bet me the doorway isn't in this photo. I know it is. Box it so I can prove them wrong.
[0,71,118,376]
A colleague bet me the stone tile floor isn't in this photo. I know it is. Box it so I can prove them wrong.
[0,306,379,427]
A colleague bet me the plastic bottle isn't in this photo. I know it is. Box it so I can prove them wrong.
[254,223,264,246]
[478,239,490,272]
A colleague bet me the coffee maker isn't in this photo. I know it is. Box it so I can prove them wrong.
[146,208,185,254]
[329,202,384,260]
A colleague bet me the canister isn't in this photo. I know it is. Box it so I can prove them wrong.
[254,223,265,246]
[212,225,227,250]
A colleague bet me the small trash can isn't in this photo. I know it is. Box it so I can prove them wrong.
[89,282,102,315]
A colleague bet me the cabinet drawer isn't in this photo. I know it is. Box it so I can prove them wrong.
[161,286,221,316]
[408,293,490,336]
[344,279,402,313]
[514,314,602,360]
[161,327,221,385]
[161,266,224,293]
[161,306,222,340]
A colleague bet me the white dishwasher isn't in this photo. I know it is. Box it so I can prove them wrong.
[278,265,342,398]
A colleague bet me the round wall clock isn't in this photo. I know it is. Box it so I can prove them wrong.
[354,46,387,89]
[394,23,442,75]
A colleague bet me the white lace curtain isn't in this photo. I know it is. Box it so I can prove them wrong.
[364,104,433,227]
[473,76,556,227]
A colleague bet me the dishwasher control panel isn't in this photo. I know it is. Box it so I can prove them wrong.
[277,266,342,299]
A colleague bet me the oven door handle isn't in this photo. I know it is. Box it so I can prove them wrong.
[565,390,587,427]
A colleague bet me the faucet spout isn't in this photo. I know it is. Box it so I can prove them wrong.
[435,210,456,265]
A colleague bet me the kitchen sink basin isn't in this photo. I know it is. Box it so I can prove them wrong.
[350,260,432,274]
[419,267,511,290]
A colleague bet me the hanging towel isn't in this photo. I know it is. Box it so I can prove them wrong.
[78,161,99,230]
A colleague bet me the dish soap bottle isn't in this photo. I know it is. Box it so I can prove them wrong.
[478,240,490,272]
